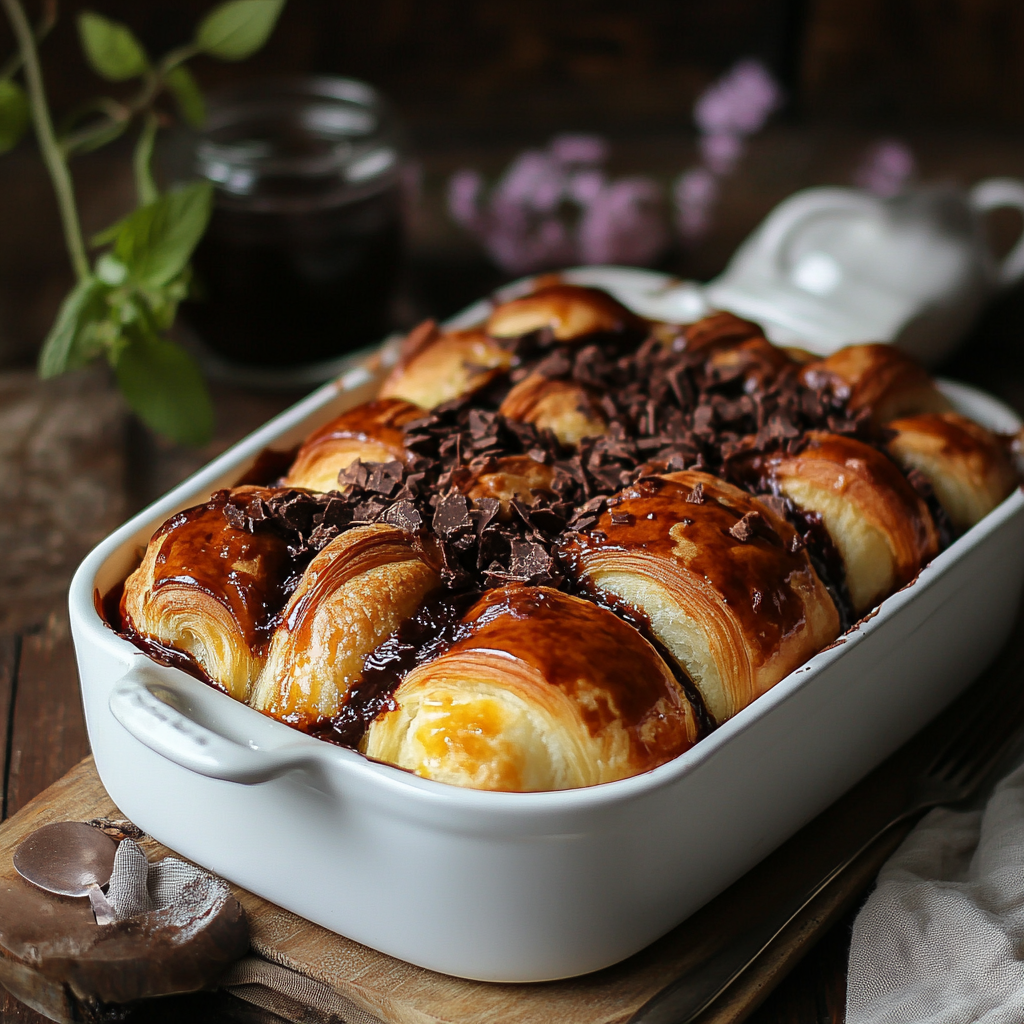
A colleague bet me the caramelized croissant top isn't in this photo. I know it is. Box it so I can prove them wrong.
[485,283,644,341]
[363,585,698,790]
[285,398,421,492]
[562,471,840,724]
[887,412,1019,532]
[379,326,513,409]
[800,344,953,427]
[120,487,293,700]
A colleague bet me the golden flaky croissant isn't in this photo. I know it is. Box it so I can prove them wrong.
[765,432,940,613]
[800,344,953,427]
[887,412,1019,532]
[379,325,512,409]
[251,524,440,726]
[285,399,421,492]
[363,586,698,791]
[562,471,840,725]
[120,488,291,701]
[498,373,608,446]
[485,283,644,342]
[113,278,1021,793]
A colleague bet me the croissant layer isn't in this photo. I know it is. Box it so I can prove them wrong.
[364,586,698,791]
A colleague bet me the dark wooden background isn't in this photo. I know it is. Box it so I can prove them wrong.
[2,1,1024,1021]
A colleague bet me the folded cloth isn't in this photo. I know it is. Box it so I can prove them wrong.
[105,838,236,922]
[847,760,1024,1023]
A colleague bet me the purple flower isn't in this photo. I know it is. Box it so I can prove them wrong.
[566,169,606,206]
[578,177,668,266]
[447,169,483,228]
[550,133,609,166]
[493,150,565,213]
[673,167,719,241]
[854,139,916,198]
[694,59,782,138]
[699,133,745,175]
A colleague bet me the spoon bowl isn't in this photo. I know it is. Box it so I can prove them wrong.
[14,821,118,924]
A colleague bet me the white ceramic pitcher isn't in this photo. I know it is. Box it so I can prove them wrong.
[705,180,1024,363]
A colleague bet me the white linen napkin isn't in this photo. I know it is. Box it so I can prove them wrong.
[847,760,1024,1023]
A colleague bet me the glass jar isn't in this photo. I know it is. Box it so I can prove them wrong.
[184,77,406,369]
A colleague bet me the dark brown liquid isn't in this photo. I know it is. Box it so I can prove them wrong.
[185,184,403,367]
[139,493,294,652]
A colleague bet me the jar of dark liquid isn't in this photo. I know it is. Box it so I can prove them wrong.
[185,78,405,369]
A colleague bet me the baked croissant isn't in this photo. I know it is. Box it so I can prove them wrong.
[800,344,953,427]
[250,524,440,726]
[363,585,698,791]
[485,283,644,342]
[498,373,608,446]
[765,432,940,613]
[562,471,840,725]
[114,277,1020,795]
[284,398,422,492]
[120,488,291,701]
[464,455,556,513]
[887,412,1019,532]
[379,326,513,409]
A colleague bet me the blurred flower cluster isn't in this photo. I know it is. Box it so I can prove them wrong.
[854,139,917,197]
[673,59,783,243]
[446,59,917,275]
[447,134,668,275]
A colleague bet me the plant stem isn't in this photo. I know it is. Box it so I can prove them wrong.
[133,110,159,205]
[0,0,54,82]
[2,0,89,281]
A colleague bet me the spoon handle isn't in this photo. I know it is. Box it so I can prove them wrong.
[86,882,116,926]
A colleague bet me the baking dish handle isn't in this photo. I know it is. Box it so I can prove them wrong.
[109,663,316,784]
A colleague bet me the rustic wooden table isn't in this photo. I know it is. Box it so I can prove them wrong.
[3,121,1024,1020]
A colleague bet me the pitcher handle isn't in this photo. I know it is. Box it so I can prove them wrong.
[969,178,1024,287]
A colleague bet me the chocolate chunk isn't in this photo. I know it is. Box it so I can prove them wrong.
[728,510,763,542]
[432,490,472,538]
[382,500,423,533]
[686,481,705,505]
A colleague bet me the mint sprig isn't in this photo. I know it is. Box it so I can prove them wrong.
[1,0,287,446]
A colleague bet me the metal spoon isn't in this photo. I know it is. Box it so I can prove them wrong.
[14,821,118,925]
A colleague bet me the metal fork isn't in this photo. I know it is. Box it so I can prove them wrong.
[633,651,1024,1024]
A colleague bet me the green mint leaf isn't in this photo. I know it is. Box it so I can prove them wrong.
[37,277,108,378]
[77,12,150,82]
[195,0,285,61]
[109,181,213,288]
[115,330,214,446]
[0,80,30,154]
[165,65,206,128]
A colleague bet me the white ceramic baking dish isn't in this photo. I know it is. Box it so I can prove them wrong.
[69,268,1024,982]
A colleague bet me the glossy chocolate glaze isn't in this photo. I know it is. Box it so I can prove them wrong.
[486,284,645,341]
[294,398,422,461]
[564,473,813,666]
[889,412,1009,462]
[682,311,765,353]
[129,490,294,653]
[448,585,690,744]
[308,589,477,747]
